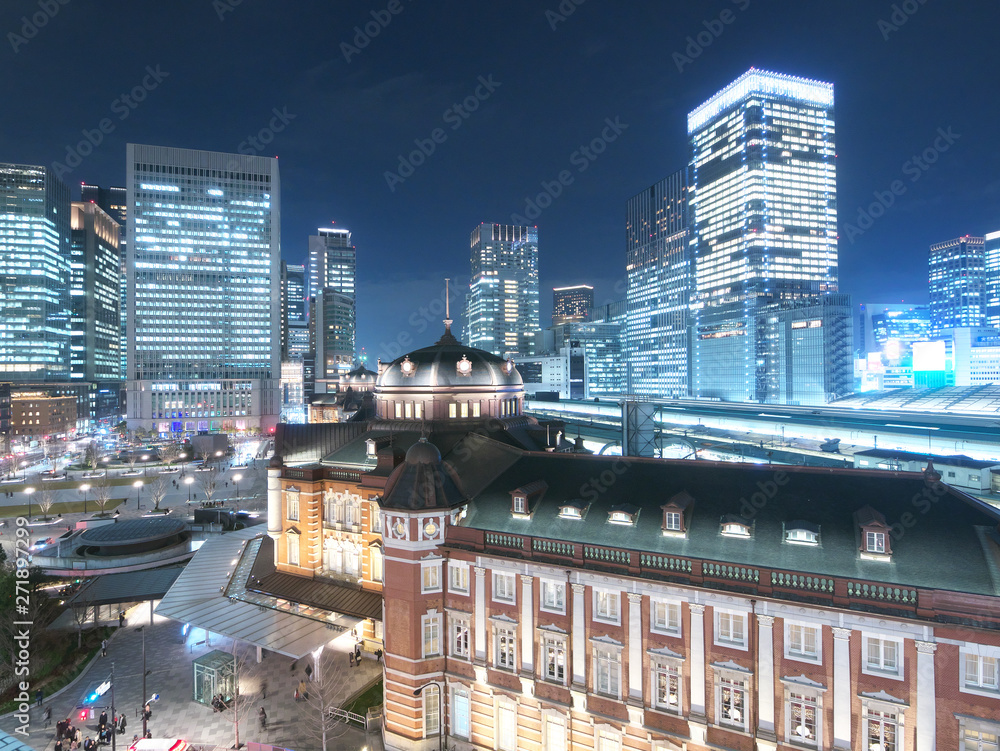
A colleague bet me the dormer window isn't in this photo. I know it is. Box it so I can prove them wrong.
[456,355,472,376]
[365,438,377,457]
[720,515,752,538]
[510,480,547,518]
[784,521,820,546]
[856,505,892,560]
[608,504,639,526]
[558,499,588,520]
[661,491,693,537]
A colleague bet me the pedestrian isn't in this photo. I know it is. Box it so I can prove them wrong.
[143,702,151,721]
[118,611,125,628]
[355,644,361,663]
[35,688,42,707]
[99,710,107,729]
[55,740,63,751]
[43,705,52,728]
[101,639,107,657]
[74,727,82,745]
[298,679,307,700]
[348,651,354,667]
[258,707,267,731]
[260,679,267,700]
[118,715,126,735]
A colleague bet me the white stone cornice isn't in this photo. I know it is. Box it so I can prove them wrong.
[474,566,486,576]
[520,574,533,584]
[627,592,643,604]
[757,615,775,628]
[915,640,938,655]
[689,603,705,615]
[571,583,587,594]
[831,627,852,640]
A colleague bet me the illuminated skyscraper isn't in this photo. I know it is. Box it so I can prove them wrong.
[929,235,986,335]
[307,226,355,302]
[70,202,120,382]
[986,230,1000,330]
[465,223,539,357]
[0,163,72,381]
[280,262,309,359]
[81,183,127,379]
[126,144,281,434]
[625,169,691,398]
[688,69,838,402]
[315,289,355,379]
[552,284,593,326]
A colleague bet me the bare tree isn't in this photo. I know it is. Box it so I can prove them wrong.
[228,642,267,750]
[85,441,102,473]
[92,475,115,517]
[148,474,170,511]
[159,444,180,471]
[200,467,219,504]
[299,649,352,751]
[68,583,94,648]
[125,451,139,473]
[37,489,56,521]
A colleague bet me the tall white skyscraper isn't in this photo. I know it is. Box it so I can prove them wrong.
[307,226,355,303]
[986,230,1000,330]
[126,144,281,434]
[688,69,839,402]
[929,235,986,334]
[465,223,539,357]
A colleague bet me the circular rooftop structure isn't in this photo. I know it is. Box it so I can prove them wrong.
[378,331,522,392]
[77,517,189,557]
[405,438,442,465]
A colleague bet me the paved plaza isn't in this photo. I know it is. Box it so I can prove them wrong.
[0,608,384,751]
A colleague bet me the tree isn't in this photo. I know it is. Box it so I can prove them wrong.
[125,451,139,473]
[37,489,56,521]
[85,441,102,473]
[299,648,352,751]
[159,444,180,471]
[148,474,170,511]
[200,467,219,504]
[92,476,115,517]
[68,582,95,648]
[228,641,267,749]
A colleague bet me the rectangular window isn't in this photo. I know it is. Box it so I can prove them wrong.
[394,402,402,419]
[594,650,621,697]
[472,402,481,418]
[422,616,441,657]
[498,703,516,751]
[866,531,886,553]
[414,402,422,420]
[595,590,620,623]
[513,496,526,513]
[423,683,440,737]
[965,653,1000,691]
[865,708,898,751]
[449,563,469,593]
[787,623,820,660]
[664,511,682,531]
[448,403,457,418]
[597,731,621,751]
[422,564,441,593]
[460,402,469,418]
[287,536,299,566]
[542,636,566,684]
[788,692,818,745]
[545,716,567,751]
[287,495,299,521]
[652,663,681,713]
[541,581,565,613]
[652,601,681,635]
[451,618,469,658]
[493,572,515,603]
[719,677,746,728]
[716,611,746,647]
[495,627,516,670]
[452,689,470,740]
[865,636,900,676]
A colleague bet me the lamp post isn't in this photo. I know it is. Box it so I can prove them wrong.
[412,681,444,751]
[79,483,90,515]
[141,455,149,477]
[135,626,151,738]
[232,473,242,510]
[184,476,194,504]
[133,480,143,510]
[20,460,27,482]
[24,486,34,522]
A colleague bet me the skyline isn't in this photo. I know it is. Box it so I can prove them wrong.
[3,1,998,360]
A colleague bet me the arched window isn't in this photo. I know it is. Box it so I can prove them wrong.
[345,543,360,578]
[369,543,383,583]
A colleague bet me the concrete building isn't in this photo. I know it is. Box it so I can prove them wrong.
[125,144,281,434]
[81,183,127,380]
[852,449,1000,494]
[688,70,839,403]
[515,347,585,400]
[626,169,691,399]
[929,235,986,335]
[314,288,356,383]
[553,285,594,326]
[0,163,72,381]
[985,230,1000,330]
[307,226,355,303]
[465,223,540,357]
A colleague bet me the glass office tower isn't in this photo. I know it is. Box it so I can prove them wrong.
[929,235,986,334]
[625,168,691,398]
[126,144,280,434]
[307,227,355,303]
[465,223,540,357]
[81,184,127,380]
[688,69,838,402]
[70,202,121,382]
[986,230,1000,330]
[552,285,594,326]
[0,163,72,381]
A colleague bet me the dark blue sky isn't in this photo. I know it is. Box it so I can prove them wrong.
[3,0,998,362]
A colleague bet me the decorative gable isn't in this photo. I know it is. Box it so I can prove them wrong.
[855,505,892,560]
[661,490,693,536]
[510,479,548,518]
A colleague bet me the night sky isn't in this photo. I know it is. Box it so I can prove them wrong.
[3,0,998,362]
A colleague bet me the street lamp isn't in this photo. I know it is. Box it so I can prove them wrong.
[20,460,28,482]
[142,454,149,477]
[79,483,90,515]
[135,626,153,738]
[133,480,143,510]
[184,476,194,504]
[412,681,444,751]
[232,473,242,510]
[24,487,34,522]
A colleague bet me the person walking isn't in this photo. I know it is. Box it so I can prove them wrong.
[118,714,126,735]
[258,707,267,731]
[101,639,107,657]
[35,688,42,707]
[118,611,125,628]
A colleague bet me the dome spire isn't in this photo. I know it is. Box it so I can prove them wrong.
[436,277,461,345]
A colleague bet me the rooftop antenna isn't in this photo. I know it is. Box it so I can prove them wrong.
[444,277,453,332]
